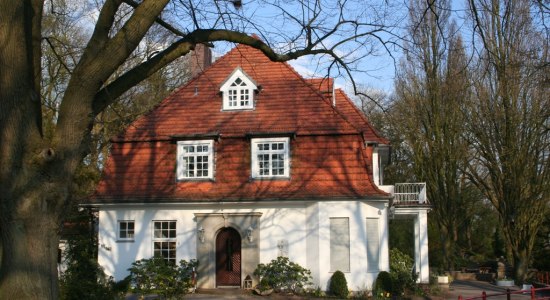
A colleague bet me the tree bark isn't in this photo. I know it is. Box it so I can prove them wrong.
[0,1,65,298]
[1,214,61,299]
[439,225,455,271]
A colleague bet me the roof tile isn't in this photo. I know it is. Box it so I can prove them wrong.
[91,44,389,203]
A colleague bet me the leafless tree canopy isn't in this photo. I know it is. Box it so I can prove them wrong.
[0,0,404,298]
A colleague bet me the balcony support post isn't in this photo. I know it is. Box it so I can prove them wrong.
[415,209,430,283]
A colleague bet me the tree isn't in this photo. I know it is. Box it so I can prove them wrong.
[390,0,481,271]
[0,0,400,298]
[465,0,550,283]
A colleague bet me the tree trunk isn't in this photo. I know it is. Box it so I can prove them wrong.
[0,1,65,298]
[512,249,529,284]
[440,225,455,271]
[0,212,61,299]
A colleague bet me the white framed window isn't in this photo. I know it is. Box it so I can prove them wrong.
[176,140,214,180]
[251,137,290,178]
[118,220,135,241]
[153,221,177,264]
[220,68,256,110]
[330,217,350,272]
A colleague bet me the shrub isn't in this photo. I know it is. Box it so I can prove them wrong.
[59,258,116,300]
[253,256,312,293]
[257,278,272,292]
[306,286,326,298]
[58,216,117,300]
[389,248,417,295]
[127,257,198,299]
[374,271,393,299]
[329,270,349,298]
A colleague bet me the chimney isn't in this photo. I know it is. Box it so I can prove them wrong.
[190,44,212,78]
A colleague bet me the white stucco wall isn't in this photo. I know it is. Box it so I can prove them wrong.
[97,199,389,291]
[97,207,199,280]
[315,201,390,291]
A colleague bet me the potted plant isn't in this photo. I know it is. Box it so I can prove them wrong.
[254,278,273,296]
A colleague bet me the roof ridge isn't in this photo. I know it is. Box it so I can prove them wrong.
[226,44,361,135]
[121,42,366,140]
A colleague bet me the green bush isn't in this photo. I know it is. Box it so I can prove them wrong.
[59,213,117,300]
[59,258,116,300]
[329,270,349,298]
[374,271,393,299]
[128,257,198,299]
[389,248,417,295]
[253,256,312,293]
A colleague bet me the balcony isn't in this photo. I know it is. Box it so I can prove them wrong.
[378,182,428,206]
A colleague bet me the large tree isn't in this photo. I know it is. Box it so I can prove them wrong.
[0,0,400,298]
[465,0,550,283]
[390,0,481,271]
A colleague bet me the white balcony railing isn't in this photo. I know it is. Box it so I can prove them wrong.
[393,183,427,205]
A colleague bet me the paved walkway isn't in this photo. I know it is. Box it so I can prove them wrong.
[127,280,549,299]
[441,280,535,300]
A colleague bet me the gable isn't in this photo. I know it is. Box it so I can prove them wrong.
[119,44,360,140]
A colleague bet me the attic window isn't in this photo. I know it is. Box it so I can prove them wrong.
[221,68,257,110]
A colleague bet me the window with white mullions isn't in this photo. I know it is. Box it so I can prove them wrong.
[251,138,290,178]
[118,220,135,241]
[220,68,256,110]
[153,221,176,264]
[228,77,250,108]
[177,140,214,180]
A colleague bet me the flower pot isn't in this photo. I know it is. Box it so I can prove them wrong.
[437,276,449,284]
[254,288,273,296]
[496,280,514,287]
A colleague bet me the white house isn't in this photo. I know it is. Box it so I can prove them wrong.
[85,42,430,291]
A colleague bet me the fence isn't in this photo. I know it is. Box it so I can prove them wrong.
[537,272,550,285]
[458,286,550,300]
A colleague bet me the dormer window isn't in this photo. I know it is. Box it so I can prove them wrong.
[176,140,214,180]
[251,137,290,178]
[220,68,257,110]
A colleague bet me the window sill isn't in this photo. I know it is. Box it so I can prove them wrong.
[221,108,255,112]
[250,176,291,181]
[176,178,215,182]
[116,239,135,243]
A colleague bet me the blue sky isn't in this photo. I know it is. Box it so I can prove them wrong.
[205,0,413,95]
[206,0,471,96]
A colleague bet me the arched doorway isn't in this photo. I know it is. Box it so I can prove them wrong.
[215,227,241,287]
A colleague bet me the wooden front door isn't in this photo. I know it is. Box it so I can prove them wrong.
[215,227,241,287]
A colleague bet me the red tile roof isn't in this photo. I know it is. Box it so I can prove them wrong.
[332,89,389,144]
[90,44,389,203]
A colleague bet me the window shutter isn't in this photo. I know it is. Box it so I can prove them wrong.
[366,218,380,272]
[330,217,350,272]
